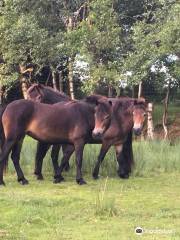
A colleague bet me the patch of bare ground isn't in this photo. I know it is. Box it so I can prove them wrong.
[154,113,180,140]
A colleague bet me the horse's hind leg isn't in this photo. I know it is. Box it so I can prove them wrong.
[34,142,50,180]
[56,140,86,185]
[74,140,86,185]
[62,144,74,172]
[92,142,111,180]
[54,145,74,184]
[0,139,15,186]
[11,139,29,185]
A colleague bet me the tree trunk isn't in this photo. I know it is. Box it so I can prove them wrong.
[138,81,143,98]
[132,85,135,98]
[52,71,58,91]
[58,71,63,92]
[68,57,75,99]
[147,103,154,140]
[108,85,113,97]
[67,16,75,99]
[20,77,29,99]
[0,85,5,105]
[162,84,170,139]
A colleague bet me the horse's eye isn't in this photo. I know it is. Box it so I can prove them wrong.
[144,113,147,117]
[104,115,109,120]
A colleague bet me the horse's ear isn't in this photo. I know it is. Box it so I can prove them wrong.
[37,83,44,89]
[134,99,138,105]
[95,99,99,106]
[134,98,145,105]
[35,84,44,97]
[108,100,112,106]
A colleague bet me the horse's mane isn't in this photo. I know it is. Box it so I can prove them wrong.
[85,94,107,105]
[113,97,146,114]
[27,84,70,100]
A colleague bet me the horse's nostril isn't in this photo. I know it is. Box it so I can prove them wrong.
[92,131,102,139]
[133,128,142,136]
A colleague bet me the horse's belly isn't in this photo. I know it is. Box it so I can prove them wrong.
[26,120,70,144]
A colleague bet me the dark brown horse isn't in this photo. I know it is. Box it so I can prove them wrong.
[0,84,71,183]
[27,84,71,180]
[91,97,147,179]
[0,98,113,186]
[27,85,106,181]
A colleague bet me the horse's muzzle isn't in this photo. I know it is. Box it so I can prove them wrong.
[133,127,142,136]
[92,128,103,139]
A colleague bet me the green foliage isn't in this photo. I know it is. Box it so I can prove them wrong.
[122,0,180,86]
[0,0,81,87]
[77,0,122,93]
[0,0,179,97]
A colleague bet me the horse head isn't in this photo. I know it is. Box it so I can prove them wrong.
[132,98,147,136]
[92,99,112,139]
[27,84,45,102]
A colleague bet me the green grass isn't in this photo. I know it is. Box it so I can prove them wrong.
[0,138,180,240]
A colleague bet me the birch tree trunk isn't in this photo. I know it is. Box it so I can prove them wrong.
[68,57,75,99]
[52,71,58,90]
[108,85,113,97]
[20,77,29,99]
[163,84,170,139]
[67,16,75,100]
[138,81,143,98]
[58,71,63,92]
[19,65,33,99]
[147,103,154,140]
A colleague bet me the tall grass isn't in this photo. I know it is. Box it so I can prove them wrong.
[7,137,180,179]
[94,177,118,217]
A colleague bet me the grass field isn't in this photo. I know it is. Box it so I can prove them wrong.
[0,138,180,240]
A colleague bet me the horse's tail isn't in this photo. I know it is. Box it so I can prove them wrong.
[0,105,8,172]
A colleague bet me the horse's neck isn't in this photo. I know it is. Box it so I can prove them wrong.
[45,90,69,104]
[115,109,133,132]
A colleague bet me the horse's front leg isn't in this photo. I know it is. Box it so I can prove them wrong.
[92,141,111,179]
[34,142,50,180]
[51,144,61,183]
[11,138,29,185]
[116,132,134,179]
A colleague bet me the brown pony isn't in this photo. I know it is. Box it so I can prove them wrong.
[91,97,147,179]
[0,98,113,186]
[27,85,107,181]
[27,84,71,180]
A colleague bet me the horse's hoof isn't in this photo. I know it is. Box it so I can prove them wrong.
[20,179,29,185]
[92,172,99,180]
[53,176,64,184]
[119,173,129,179]
[37,175,44,180]
[93,175,99,180]
[64,165,70,172]
[76,178,87,185]
[0,181,5,186]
